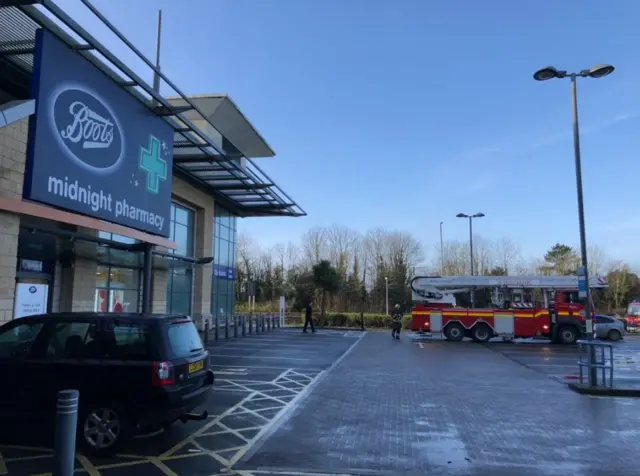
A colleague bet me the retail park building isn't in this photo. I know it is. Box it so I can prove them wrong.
[0,1,304,325]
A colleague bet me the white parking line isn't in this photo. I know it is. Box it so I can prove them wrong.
[526,363,578,368]
[214,343,323,350]
[208,354,310,362]
[209,364,324,371]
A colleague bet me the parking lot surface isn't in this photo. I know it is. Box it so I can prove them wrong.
[240,331,640,476]
[0,328,362,476]
[486,335,640,387]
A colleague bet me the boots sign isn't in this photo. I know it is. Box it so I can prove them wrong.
[53,87,124,171]
[24,29,173,237]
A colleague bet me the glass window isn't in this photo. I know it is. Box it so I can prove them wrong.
[98,231,136,245]
[174,224,189,257]
[174,206,190,227]
[0,321,44,358]
[166,320,203,358]
[218,240,230,267]
[95,266,140,313]
[46,322,92,359]
[166,203,195,315]
[111,323,151,360]
[211,206,238,321]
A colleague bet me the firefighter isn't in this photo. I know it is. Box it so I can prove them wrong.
[391,304,403,339]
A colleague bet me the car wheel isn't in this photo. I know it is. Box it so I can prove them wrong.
[444,323,465,342]
[558,326,579,345]
[608,329,622,342]
[470,324,492,343]
[79,403,131,457]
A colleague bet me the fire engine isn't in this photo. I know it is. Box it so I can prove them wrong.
[624,298,640,332]
[410,275,608,344]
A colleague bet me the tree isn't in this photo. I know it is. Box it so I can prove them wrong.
[494,238,521,275]
[540,243,580,275]
[587,245,609,277]
[606,263,635,310]
[312,260,340,324]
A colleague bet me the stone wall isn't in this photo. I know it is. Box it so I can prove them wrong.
[0,118,28,323]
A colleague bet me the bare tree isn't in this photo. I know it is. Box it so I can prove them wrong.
[606,262,633,309]
[236,233,256,280]
[587,244,609,277]
[472,235,494,276]
[494,237,521,275]
[440,240,469,276]
[326,224,358,276]
[286,241,299,270]
[300,227,327,265]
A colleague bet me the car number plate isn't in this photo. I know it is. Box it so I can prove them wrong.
[188,360,204,374]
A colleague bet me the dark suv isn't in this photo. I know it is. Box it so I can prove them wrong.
[0,313,214,455]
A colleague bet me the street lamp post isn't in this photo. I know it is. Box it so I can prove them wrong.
[533,64,614,388]
[384,277,389,315]
[456,212,485,307]
[439,221,444,276]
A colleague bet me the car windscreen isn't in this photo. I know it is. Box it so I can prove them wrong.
[166,320,204,359]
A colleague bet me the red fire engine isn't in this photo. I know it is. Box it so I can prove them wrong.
[624,298,640,332]
[410,275,608,344]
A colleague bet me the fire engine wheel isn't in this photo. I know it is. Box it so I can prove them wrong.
[558,326,579,345]
[470,324,492,343]
[444,323,465,342]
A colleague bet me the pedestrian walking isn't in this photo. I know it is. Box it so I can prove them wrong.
[303,301,316,333]
[391,303,402,340]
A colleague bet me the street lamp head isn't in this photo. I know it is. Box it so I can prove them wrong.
[587,64,615,79]
[473,212,485,218]
[456,213,468,218]
[533,66,561,81]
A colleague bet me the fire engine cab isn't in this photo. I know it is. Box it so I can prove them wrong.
[624,298,640,332]
[410,275,608,344]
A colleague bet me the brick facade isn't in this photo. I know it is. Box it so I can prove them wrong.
[0,118,27,323]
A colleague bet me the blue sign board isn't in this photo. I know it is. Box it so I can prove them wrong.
[213,264,235,281]
[25,29,173,237]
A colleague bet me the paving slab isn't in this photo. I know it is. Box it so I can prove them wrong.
[239,332,640,476]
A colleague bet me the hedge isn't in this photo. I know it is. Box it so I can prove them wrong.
[286,312,412,329]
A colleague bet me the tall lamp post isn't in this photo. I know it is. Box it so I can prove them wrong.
[456,212,485,307]
[439,221,444,276]
[384,276,389,315]
[533,63,614,387]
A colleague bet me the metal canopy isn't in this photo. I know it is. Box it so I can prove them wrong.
[0,0,306,218]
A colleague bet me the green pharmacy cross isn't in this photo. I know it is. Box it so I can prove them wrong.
[139,135,167,194]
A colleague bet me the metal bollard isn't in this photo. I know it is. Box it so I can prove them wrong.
[225,318,229,339]
[267,316,272,331]
[53,389,79,476]
[242,315,246,337]
[249,317,253,334]
[234,316,238,338]
[215,318,220,341]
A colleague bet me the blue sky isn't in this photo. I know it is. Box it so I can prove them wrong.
[65,0,640,268]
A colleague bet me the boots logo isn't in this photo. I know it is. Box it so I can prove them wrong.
[51,84,124,173]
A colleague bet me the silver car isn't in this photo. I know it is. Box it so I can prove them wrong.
[594,315,626,341]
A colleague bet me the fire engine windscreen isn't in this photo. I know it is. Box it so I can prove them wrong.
[628,303,640,316]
